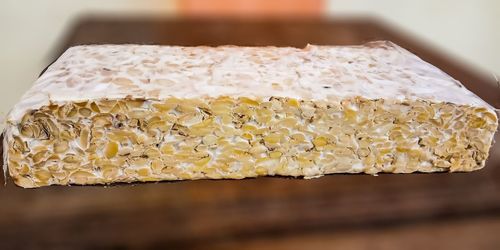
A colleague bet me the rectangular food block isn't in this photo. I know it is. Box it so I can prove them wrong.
[3,41,498,188]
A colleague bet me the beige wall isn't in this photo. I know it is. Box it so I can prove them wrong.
[0,0,176,123]
[1,0,498,125]
[328,0,500,80]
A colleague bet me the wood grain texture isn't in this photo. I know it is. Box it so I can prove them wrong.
[2,17,499,249]
[211,216,500,250]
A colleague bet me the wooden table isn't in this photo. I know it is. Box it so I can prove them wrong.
[1,17,499,250]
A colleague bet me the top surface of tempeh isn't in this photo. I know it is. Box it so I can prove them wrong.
[7,41,494,123]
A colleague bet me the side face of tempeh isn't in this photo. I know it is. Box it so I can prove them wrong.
[3,42,498,188]
[6,97,497,188]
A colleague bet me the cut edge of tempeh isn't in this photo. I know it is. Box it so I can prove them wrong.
[5,96,497,188]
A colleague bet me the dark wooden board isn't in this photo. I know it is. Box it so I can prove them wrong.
[1,17,499,249]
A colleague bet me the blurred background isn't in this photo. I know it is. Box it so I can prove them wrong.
[1,1,500,249]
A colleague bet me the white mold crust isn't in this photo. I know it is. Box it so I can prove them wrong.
[5,41,495,124]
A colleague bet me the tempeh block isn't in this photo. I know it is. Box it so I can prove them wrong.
[3,41,498,188]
